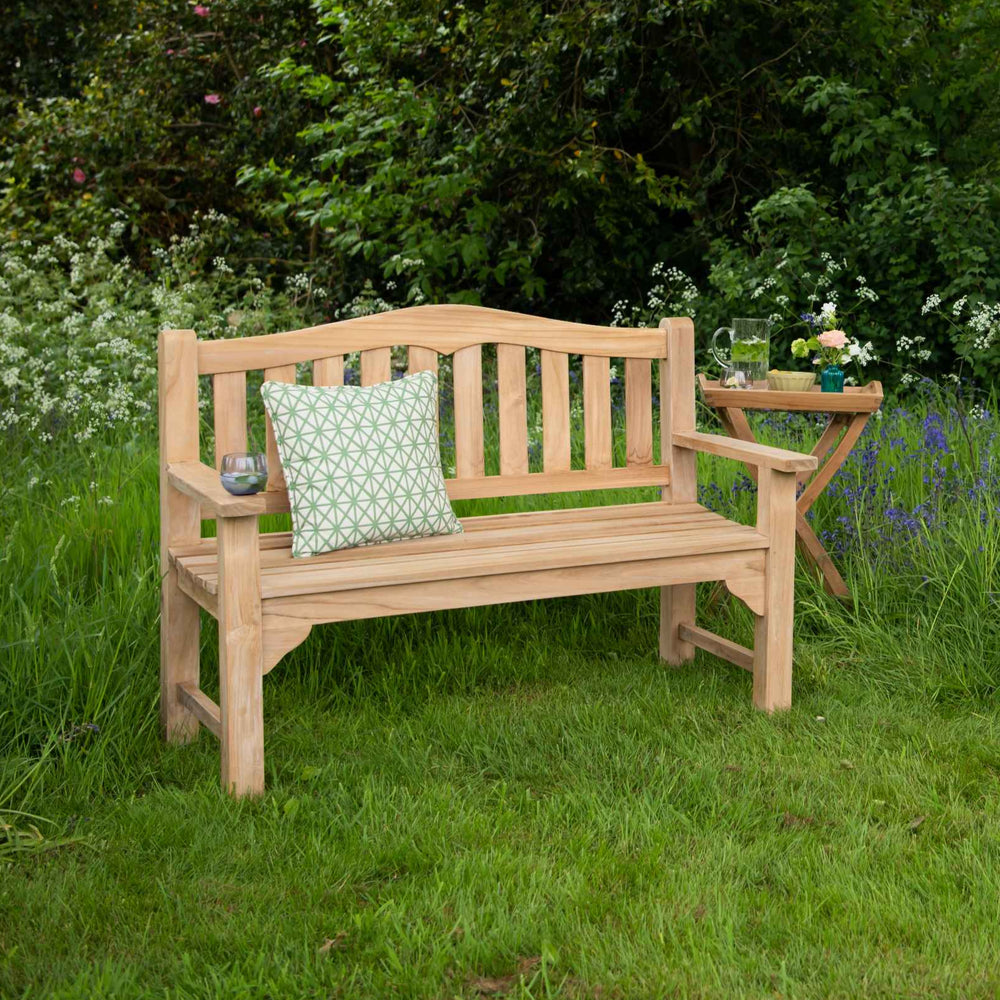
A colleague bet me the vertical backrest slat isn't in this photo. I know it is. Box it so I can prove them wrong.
[407,347,440,435]
[662,317,695,501]
[213,371,248,471]
[360,347,391,386]
[452,344,485,478]
[624,357,652,467]
[407,346,438,376]
[540,350,570,472]
[496,344,528,476]
[263,364,296,491]
[583,355,612,470]
[314,356,344,386]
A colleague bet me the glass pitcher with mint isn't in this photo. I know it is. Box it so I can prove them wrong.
[711,318,771,387]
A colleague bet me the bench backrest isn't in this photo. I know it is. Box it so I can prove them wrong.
[159,305,696,514]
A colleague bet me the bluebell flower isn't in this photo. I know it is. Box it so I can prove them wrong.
[922,413,949,453]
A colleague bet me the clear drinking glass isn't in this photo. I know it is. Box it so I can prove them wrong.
[220,452,268,495]
[720,363,753,389]
[712,318,772,386]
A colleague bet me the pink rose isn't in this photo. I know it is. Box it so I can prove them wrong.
[817,329,847,349]
[204,93,221,105]
[72,167,86,184]
[253,105,263,117]
[193,4,210,15]
[166,49,175,55]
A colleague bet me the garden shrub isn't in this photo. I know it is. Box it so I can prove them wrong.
[241,0,1000,337]
[702,76,1000,375]
[0,0,316,260]
[0,212,322,448]
[1,0,997,380]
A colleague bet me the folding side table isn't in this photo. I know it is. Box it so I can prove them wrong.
[698,375,884,602]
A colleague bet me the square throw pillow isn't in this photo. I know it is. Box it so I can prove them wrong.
[260,370,462,558]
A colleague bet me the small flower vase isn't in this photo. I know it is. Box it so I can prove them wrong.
[820,364,845,393]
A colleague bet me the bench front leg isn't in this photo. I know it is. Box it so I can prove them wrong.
[753,467,797,711]
[217,515,265,796]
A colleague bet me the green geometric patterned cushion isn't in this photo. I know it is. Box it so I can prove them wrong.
[260,371,462,558]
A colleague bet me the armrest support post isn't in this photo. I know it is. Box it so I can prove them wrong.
[756,466,797,539]
[753,467,797,711]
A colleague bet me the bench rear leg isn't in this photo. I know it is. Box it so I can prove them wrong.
[218,516,265,797]
[159,327,203,743]
[660,584,696,665]
[753,469,796,711]
[160,568,201,742]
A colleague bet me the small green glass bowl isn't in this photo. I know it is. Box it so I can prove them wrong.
[220,452,268,495]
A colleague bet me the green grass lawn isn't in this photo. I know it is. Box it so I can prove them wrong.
[2,396,999,998]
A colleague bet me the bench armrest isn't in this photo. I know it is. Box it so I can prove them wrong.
[673,431,818,474]
[166,461,270,517]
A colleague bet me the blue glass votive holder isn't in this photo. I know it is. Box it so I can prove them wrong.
[220,452,268,495]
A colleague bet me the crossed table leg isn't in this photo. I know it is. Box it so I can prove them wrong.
[714,406,874,602]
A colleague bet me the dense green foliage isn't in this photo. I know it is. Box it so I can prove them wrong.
[3,0,998,372]
[2,0,316,255]
[247,0,1000,332]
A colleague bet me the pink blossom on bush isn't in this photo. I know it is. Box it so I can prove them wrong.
[193,4,210,15]
[817,330,848,349]
[204,94,221,105]
[253,105,263,117]
[72,168,86,184]
[166,49,175,55]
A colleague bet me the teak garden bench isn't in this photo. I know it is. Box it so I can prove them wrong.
[159,307,817,796]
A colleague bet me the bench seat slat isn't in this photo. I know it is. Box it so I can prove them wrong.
[206,524,764,599]
[266,525,763,598]
[206,526,759,598]
[172,503,766,600]
[261,550,765,626]
[169,499,707,559]
[173,502,730,570]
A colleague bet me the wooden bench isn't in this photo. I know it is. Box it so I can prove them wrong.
[159,306,817,796]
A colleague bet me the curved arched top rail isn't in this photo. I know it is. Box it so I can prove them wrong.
[195,304,676,374]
